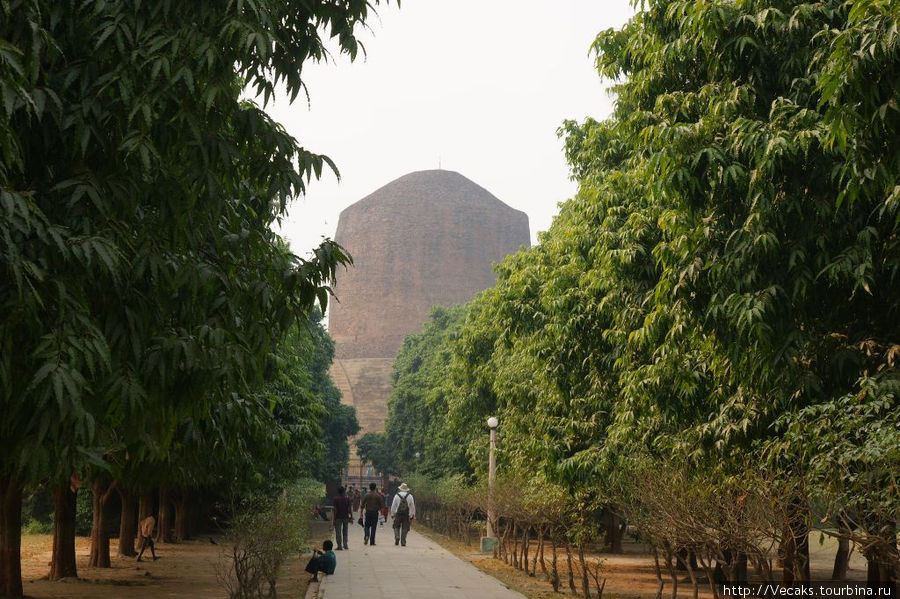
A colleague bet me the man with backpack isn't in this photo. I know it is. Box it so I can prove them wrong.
[389,482,416,546]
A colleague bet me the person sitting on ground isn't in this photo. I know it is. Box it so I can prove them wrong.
[136,514,158,562]
[304,540,336,582]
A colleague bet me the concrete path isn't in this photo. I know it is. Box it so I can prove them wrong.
[319,527,526,599]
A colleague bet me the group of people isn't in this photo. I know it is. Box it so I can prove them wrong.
[331,482,415,548]
[305,481,416,581]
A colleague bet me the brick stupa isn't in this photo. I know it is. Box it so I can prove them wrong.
[328,170,530,481]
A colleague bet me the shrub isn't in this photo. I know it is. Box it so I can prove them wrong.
[217,479,322,599]
[22,518,53,535]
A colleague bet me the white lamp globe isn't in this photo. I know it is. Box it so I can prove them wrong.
[487,416,499,429]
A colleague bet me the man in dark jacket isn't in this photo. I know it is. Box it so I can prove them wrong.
[361,483,385,545]
[332,487,352,550]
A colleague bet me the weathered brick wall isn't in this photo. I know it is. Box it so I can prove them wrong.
[329,169,530,359]
[328,170,531,473]
[329,358,394,475]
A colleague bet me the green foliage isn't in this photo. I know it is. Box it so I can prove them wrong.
[141,310,357,502]
[21,518,53,536]
[355,432,397,476]
[75,489,93,536]
[300,315,360,482]
[21,490,53,535]
[778,371,900,548]
[1,0,383,593]
[380,0,900,581]
[1,0,376,485]
[383,305,470,476]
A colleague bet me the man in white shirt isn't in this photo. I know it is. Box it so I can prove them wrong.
[389,482,415,546]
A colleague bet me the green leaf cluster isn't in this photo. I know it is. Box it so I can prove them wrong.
[379,0,899,579]
[1,0,384,592]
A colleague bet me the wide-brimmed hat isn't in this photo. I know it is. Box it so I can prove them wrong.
[398,483,410,492]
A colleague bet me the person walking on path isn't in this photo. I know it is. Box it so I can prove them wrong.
[351,486,362,517]
[332,486,352,550]
[136,515,158,561]
[379,487,389,525]
[390,482,415,546]
[361,483,384,545]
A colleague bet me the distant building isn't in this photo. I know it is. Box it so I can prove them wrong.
[328,170,530,483]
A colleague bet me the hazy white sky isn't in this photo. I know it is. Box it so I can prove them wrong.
[267,1,636,254]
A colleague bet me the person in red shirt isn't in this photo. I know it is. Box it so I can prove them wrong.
[332,487,352,550]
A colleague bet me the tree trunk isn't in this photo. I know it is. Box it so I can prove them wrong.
[136,489,154,553]
[512,522,519,569]
[89,480,117,567]
[734,552,748,584]
[578,542,589,599]
[603,508,625,553]
[156,486,174,543]
[651,546,665,599]
[117,486,137,557]
[138,489,153,522]
[532,526,543,575]
[698,552,721,599]
[49,484,78,579]
[566,543,576,593]
[550,538,560,592]
[865,558,898,594]
[830,536,850,581]
[781,499,810,583]
[522,525,530,573]
[0,475,24,599]
[684,553,700,599]
[663,547,678,599]
[174,488,191,542]
[864,544,899,593]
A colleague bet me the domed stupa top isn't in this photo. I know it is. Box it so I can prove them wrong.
[329,169,530,359]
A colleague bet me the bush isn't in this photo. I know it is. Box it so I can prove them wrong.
[23,518,53,535]
[75,489,93,536]
[217,479,322,599]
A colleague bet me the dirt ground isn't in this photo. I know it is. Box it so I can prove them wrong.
[16,524,870,599]
[19,520,333,599]
[416,527,869,599]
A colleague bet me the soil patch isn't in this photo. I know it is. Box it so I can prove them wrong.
[414,527,868,599]
[19,519,333,599]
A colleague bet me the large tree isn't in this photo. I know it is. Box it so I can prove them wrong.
[1,1,385,595]
[387,0,900,587]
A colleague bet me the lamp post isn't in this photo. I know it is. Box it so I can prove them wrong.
[482,416,499,551]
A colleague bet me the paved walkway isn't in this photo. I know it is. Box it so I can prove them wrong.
[319,527,526,599]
